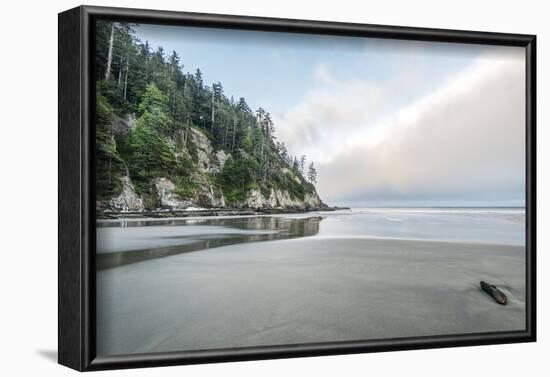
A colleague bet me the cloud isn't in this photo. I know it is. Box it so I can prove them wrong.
[323,55,525,205]
[274,65,387,163]
[275,51,526,206]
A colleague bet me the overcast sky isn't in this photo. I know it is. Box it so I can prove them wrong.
[135,24,526,207]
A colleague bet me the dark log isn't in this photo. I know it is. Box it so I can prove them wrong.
[480,281,507,305]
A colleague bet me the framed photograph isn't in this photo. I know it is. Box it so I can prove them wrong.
[58,5,536,371]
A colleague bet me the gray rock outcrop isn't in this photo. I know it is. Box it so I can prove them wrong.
[154,177,194,210]
[97,121,326,213]
[189,128,213,172]
[109,176,144,212]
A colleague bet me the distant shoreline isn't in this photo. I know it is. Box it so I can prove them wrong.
[96,205,526,221]
[97,206,350,220]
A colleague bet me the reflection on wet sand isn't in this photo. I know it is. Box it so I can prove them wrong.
[97,216,322,270]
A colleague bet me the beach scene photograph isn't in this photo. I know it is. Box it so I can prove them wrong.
[94,21,526,356]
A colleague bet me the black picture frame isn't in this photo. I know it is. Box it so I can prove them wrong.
[58,5,537,371]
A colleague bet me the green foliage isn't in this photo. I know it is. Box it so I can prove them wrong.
[240,135,253,154]
[97,80,133,116]
[137,83,172,133]
[123,119,176,188]
[217,156,254,204]
[270,171,308,201]
[95,92,126,200]
[96,91,114,126]
[307,162,318,185]
[172,175,198,199]
[138,83,168,115]
[116,86,199,207]
[95,21,321,209]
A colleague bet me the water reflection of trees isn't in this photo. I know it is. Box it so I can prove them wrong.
[97,216,323,270]
[233,216,321,238]
[98,216,322,236]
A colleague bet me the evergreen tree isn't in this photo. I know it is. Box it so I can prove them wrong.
[292,157,299,171]
[94,21,321,209]
[299,155,306,176]
[137,83,171,133]
[307,162,318,184]
[95,92,126,200]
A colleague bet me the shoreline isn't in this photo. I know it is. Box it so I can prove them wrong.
[97,230,524,271]
[97,206,350,220]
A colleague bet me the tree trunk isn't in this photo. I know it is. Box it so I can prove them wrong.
[117,55,123,85]
[224,121,228,147]
[171,89,177,117]
[210,90,215,132]
[260,140,264,163]
[184,114,190,144]
[105,23,115,81]
[123,54,129,99]
[231,118,236,152]
[108,155,112,185]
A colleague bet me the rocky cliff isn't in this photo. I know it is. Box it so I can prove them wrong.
[96,115,326,214]
[94,22,326,216]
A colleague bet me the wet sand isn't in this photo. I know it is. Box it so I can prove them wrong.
[97,236,525,356]
[96,216,322,269]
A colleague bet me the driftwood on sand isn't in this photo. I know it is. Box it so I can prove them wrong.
[480,281,507,305]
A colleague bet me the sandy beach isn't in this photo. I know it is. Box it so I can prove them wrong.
[97,231,525,356]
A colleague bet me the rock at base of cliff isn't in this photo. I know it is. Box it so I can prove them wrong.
[245,190,266,209]
[304,191,325,209]
[241,188,326,210]
[154,177,194,210]
[109,176,145,212]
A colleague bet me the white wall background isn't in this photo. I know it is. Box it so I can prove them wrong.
[0,0,546,375]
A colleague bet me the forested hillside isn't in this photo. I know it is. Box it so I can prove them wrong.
[95,21,325,213]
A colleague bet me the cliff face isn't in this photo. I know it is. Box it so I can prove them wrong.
[244,189,324,210]
[94,21,326,216]
[97,116,326,214]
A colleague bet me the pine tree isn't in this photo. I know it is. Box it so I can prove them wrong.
[137,83,171,133]
[292,157,299,171]
[299,155,306,176]
[308,162,318,184]
[94,21,321,209]
[194,69,203,89]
